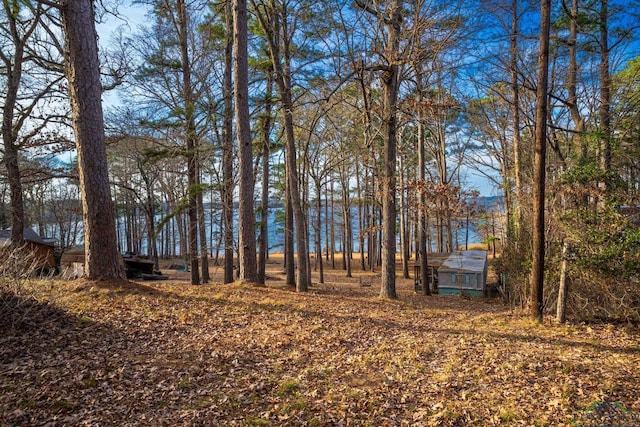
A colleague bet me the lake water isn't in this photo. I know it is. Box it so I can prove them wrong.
[46,197,502,256]
[204,196,503,254]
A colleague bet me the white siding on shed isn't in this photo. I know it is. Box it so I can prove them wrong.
[438,250,488,292]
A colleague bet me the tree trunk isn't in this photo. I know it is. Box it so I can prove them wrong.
[285,179,295,286]
[375,210,382,271]
[177,0,200,285]
[445,199,454,252]
[280,23,309,292]
[315,184,324,283]
[355,162,366,271]
[379,0,401,299]
[437,212,443,253]
[257,74,273,285]
[253,0,309,290]
[258,5,310,292]
[3,128,25,245]
[567,0,585,157]
[222,0,235,284]
[330,179,336,269]
[510,0,522,243]
[530,0,551,322]
[141,170,159,271]
[2,5,51,245]
[197,163,210,283]
[399,154,409,279]
[61,0,124,280]
[324,183,330,262]
[2,34,25,244]
[556,240,569,323]
[215,209,224,265]
[358,71,373,272]
[301,152,312,282]
[340,165,352,278]
[365,168,373,271]
[169,192,187,266]
[234,0,258,282]
[417,104,430,295]
[599,0,611,173]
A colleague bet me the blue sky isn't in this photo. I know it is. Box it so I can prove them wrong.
[95,1,501,197]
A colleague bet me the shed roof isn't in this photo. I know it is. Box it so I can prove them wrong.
[0,228,53,247]
[439,250,487,273]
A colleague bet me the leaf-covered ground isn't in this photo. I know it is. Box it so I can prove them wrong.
[1,259,639,426]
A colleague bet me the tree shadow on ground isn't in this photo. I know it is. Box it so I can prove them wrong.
[0,292,80,349]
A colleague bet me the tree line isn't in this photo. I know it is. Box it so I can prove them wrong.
[1,0,639,321]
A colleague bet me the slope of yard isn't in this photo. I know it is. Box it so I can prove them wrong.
[1,261,639,426]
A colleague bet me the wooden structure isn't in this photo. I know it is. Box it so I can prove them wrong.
[413,252,451,293]
[59,247,85,279]
[122,255,164,279]
[60,249,167,280]
[0,228,56,273]
[413,264,438,292]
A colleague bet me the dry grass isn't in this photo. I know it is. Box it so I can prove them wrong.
[1,255,639,426]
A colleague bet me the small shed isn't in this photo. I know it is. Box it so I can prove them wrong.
[437,250,488,297]
[0,228,56,273]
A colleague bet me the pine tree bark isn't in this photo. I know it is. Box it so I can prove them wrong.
[60,0,124,280]
[252,0,309,291]
[234,0,257,282]
[282,37,309,290]
[531,0,551,322]
[257,74,273,285]
[357,68,373,272]
[329,179,336,269]
[197,163,210,283]
[377,0,402,299]
[324,184,330,262]
[314,183,324,284]
[399,155,409,279]
[340,164,352,278]
[356,162,366,271]
[177,0,200,285]
[140,167,160,270]
[417,100,430,295]
[222,0,235,284]
[285,181,295,286]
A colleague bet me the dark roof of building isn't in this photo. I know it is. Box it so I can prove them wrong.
[0,228,53,247]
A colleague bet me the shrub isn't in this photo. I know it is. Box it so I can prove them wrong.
[0,244,50,325]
